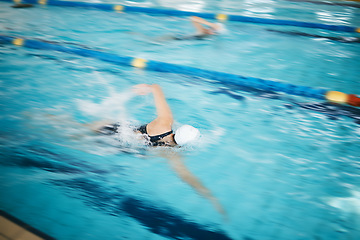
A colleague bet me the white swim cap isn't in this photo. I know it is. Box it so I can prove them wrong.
[213,23,227,34]
[174,125,200,145]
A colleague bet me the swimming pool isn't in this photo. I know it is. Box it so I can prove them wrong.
[0,0,359,239]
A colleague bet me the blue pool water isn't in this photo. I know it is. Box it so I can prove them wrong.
[1,0,360,239]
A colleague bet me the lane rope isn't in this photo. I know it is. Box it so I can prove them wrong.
[1,34,359,106]
[2,0,359,32]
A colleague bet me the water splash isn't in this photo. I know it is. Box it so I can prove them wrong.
[76,71,135,122]
[326,190,360,216]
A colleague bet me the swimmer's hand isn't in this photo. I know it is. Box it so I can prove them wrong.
[132,84,153,95]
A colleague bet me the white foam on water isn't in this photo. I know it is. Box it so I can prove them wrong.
[326,190,360,216]
[74,71,153,154]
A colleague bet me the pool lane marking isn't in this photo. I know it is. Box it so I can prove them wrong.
[325,91,360,106]
[131,58,147,68]
[216,14,228,22]
[12,38,24,46]
[113,5,124,12]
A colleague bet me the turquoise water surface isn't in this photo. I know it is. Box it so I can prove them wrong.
[0,1,359,239]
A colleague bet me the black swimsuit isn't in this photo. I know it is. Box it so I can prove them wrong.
[173,34,210,40]
[137,124,173,146]
[98,123,173,146]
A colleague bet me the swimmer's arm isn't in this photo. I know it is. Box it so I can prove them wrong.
[166,152,226,217]
[190,16,218,32]
[133,84,173,131]
[190,16,208,34]
[150,84,173,125]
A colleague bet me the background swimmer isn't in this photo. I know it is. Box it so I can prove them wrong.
[156,16,227,42]
[190,16,226,36]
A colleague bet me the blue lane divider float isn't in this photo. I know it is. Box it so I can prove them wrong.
[3,0,360,33]
[284,0,360,8]
[1,34,360,106]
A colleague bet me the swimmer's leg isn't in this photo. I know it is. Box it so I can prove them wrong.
[11,3,34,8]
[151,35,179,43]
[84,120,116,133]
[44,115,115,134]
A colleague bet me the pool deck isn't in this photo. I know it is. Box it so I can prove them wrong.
[0,210,54,240]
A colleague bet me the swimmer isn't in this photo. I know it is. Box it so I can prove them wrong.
[96,84,227,217]
[133,83,200,146]
[156,16,226,42]
[190,16,226,36]
[173,16,226,40]
[96,84,200,147]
